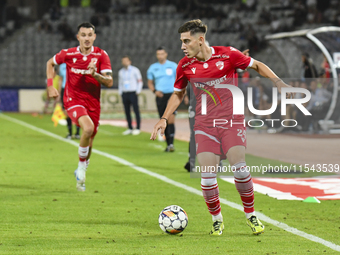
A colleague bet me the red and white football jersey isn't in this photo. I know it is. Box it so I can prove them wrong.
[174,46,253,126]
[54,46,112,112]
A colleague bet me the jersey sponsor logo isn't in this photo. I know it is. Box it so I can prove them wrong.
[212,54,221,58]
[182,59,195,68]
[191,67,196,74]
[193,75,227,88]
[73,58,77,63]
[203,63,208,69]
[71,67,92,75]
[216,61,224,70]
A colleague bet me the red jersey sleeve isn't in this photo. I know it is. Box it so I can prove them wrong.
[99,50,112,74]
[229,47,252,70]
[54,49,67,65]
[174,61,188,91]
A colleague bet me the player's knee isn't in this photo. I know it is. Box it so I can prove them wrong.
[82,124,94,137]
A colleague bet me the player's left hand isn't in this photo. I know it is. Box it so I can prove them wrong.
[88,59,97,76]
[275,79,294,99]
[242,49,250,56]
[150,119,167,140]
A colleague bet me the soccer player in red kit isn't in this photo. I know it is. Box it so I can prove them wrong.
[46,22,113,191]
[151,19,293,235]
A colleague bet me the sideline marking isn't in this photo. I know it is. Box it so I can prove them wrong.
[2,113,340,252]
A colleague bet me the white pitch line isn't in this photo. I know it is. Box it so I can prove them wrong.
[2,113,340,252]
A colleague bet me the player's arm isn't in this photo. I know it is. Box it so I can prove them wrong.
[88,59,113,88]
[249,59,293,98]
[150,89,186,140]
[46,57,59,98]
[93,71,113,88]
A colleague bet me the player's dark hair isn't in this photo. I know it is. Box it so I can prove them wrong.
[77,22,95,32]
[122,55,131,60]
[156,46,167,52]
[178,19,207,35]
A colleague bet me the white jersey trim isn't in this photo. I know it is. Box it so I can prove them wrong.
[53,55,58,65]
[77,46,94,56]
[174,87,186,92]
[195,130,220,144]
[100,69,112,74]
[248,58,254,68]
[66,105,86,111]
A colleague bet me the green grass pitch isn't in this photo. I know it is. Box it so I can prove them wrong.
[0,113,339,254]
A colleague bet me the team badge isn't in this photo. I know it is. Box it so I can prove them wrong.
[73,58,77,63]
[166,68,173,75]
[216,61,224,70]
[83,56,87,61]
[203,63,208,69]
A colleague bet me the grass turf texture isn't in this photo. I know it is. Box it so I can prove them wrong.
[0,113,339,254]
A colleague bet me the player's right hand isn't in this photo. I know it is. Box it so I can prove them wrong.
[155,91,163,98]
[47,86,59,99]
[150,119,167,140]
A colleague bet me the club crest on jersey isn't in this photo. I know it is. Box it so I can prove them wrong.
[92,58,98,64]
[191,67,196,74]
[216,61,224,70]
[203,63,208,69]
[73,58,77,63]
[83,56,87,61]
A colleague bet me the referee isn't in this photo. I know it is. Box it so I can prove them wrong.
[118,55,143,135]
[147,46,177,152]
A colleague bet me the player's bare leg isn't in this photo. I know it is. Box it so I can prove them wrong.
[197,152,224,235]
[74,115,94,191]
[85,138,93,169]
[226,145,264,235]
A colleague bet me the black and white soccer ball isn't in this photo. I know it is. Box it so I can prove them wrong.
[158,205,188,234]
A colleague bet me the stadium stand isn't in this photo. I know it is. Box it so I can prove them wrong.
[0,0,339,132]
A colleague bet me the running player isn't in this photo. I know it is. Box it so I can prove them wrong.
[46,22,113,191]
[151,19,292,235]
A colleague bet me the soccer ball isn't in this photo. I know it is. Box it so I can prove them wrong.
[158,205,188,234]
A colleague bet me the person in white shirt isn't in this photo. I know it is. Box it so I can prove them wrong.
[118,55,143,135]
